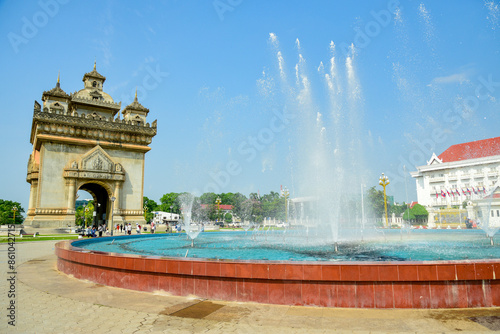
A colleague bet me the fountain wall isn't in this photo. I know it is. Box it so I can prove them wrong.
[56,239,500,308]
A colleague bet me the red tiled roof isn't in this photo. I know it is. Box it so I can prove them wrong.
[200,204,233,210]
[438,137,500,163]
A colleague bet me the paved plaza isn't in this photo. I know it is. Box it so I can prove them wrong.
[1,240,499,333]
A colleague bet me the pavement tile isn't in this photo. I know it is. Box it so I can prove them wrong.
[2,240,500,334]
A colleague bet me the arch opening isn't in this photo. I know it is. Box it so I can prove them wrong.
[78,182,112,229]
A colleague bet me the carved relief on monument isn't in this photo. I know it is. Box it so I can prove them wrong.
[81,146,114,172]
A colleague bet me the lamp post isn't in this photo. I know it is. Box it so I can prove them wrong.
[109,196,116,236]
[12,206,18,224]
[281,186,289,225]
[84,207,89,228]
[360,184,365,241]
[379,173,390,228]
[403,165,410,225]
[215,196,221,224]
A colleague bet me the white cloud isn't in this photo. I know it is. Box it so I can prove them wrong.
[431,72,470,85]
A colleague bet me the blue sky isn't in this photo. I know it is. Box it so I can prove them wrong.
[1,0,499,212]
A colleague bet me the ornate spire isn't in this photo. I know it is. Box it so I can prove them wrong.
[123,90,149,115]
[83,60,106,82]
[43,72,69,99]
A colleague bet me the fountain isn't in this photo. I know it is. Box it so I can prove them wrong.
[477,189,500,246]
[55,31,500,308]
[180,194,201,247]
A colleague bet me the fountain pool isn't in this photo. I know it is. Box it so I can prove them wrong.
[73,230,500,262]
[56,230,500,309]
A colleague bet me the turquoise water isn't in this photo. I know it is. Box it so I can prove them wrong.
[73,230,500,262]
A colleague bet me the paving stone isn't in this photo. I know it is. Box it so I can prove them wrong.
[1,240,498,333]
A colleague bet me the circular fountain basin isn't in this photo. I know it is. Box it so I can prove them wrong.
[56,230,500,309]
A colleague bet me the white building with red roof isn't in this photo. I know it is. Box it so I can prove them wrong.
[411,137,500,226]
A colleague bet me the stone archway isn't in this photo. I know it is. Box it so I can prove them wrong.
[78,182,112,228]
[25,65,156,230]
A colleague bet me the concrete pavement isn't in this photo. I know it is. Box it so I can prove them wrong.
[1,240,499,333]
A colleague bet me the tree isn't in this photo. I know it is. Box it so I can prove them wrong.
[143,196,158,222]
[159,192,181,213]
[224,213,233,223]
[410,204,429,223]
[402,208,416,221]
[0,200,25,224]
[366,186,389,217]
[75,201,94,227]
[390,203,407,216]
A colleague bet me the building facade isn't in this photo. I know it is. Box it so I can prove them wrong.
[26,63,157,228]
[411,137,500,227]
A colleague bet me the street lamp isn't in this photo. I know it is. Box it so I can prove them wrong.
[215,196,221,224]
[379,173,390,228]
[360,184,365,241]
[12,206,18,224]
[403,165,410,224]
[109,196,116,236]
[84,206,89,228]
[281,187,289,225]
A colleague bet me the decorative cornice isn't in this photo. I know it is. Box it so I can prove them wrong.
[63,169,125,182]
[70,95,121,110]
[34,208,72,215]
[33,109,157,139]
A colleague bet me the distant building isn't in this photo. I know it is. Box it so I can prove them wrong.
[411,137,500,226]
[75,199,91,209]
[151,211,180,224]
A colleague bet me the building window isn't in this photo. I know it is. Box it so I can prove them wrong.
[492,210,495,217]
[497,210,500,217]
[92,81,97,87]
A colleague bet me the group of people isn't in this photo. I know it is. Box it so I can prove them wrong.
[115,223,133,235]
[84,224,106,238]
[83,221,158,237]
[113,222,157,234]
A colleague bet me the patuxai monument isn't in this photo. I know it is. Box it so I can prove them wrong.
[25,63,157,230]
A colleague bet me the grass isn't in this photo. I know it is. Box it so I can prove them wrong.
[0,234,80,243]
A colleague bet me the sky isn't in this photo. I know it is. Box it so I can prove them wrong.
[0,0,499,214]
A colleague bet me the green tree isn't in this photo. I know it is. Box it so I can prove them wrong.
[224,212,233,223]
[0,200,25,224]
[143,196,158,222]
[366,186,390,217]
[159,192,181,213]
[75,206,85,226]
[390,203,407,216]
[410,204,429,223]
[402,208,416,221]
[75,201,94,227]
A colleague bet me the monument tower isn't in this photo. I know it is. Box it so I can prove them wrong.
[26,63,157,229]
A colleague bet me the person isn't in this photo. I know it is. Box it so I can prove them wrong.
[127,223,132,235]
[120,224,123,233]
[151,221,156,234]
[98,225,103,237]
[91,226,97,238]
[136,224,141,234]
